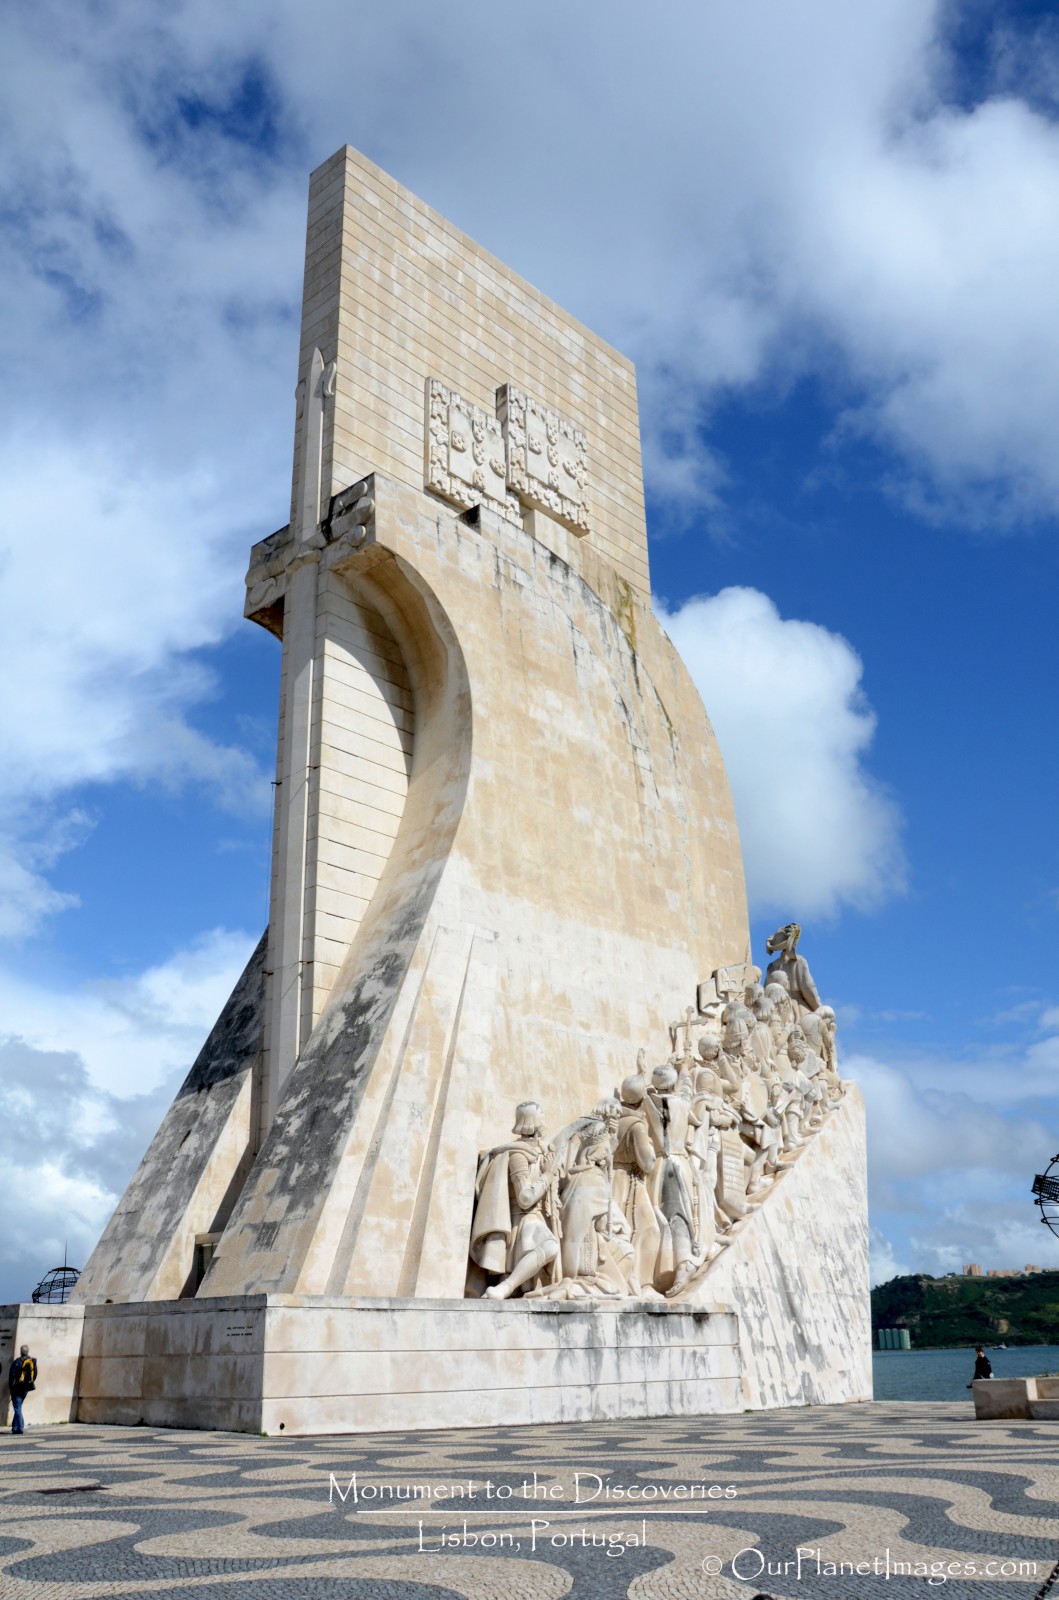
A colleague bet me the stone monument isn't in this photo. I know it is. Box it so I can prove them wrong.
[0,147,871,1434]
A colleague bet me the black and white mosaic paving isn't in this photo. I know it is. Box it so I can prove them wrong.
[0,1402,1054,1600]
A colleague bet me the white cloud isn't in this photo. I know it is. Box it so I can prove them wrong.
[0,845,79,941]
[0,926,256,1096]
[851,1053,1051,1188]
[850,1046,1059,1281]
[2,1,1059,931]
[0,1038,177,1303]
[870,1226,911,1287]
[0,925,258,1300]
[0,440,274,938]
[658,587,904,917]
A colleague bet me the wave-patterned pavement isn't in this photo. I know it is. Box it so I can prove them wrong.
[0,1402,1054,1599]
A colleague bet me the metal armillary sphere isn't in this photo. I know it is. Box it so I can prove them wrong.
[1032,1155,1059,1239]
[31,1266,80,1304]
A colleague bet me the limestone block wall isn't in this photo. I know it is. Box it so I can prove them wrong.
[698,1087,873,1409]
[296,147,650,597]
[202,474,749,1306]
[72,1297,742,1436]
[305,572,415,1026]
[76,1297,265,1433]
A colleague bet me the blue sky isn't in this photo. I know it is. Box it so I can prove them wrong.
[2,0,1059,1299]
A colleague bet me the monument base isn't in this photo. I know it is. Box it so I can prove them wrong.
[17,1298,738,1436]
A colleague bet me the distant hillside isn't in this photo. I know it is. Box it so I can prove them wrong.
[871,1272,1059,1348]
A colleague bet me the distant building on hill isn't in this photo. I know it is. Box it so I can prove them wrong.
[964,1263,982,1276]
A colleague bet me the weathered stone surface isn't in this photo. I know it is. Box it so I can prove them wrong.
[203,473,748,1303]
[695,1088,872,1409]
[72,1295,740,1435]
[970,1374,1059,1421]
[297,147,649,597]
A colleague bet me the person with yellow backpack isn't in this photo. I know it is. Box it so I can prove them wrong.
[8,1345,37,1435]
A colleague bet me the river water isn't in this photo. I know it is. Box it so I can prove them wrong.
[872,1343,1059,1401]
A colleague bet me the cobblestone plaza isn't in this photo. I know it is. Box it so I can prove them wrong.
[0,1403,1053,1599]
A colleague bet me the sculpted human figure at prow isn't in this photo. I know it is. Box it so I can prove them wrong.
[764,923,822,1014]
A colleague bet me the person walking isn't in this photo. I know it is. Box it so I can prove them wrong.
[8,1345,37,1434]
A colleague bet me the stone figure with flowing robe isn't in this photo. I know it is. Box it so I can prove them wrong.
[550,1114,637,1296]
[471,1101,560,1300]
[646,1063,700,1298]
[612,1074,663,1292]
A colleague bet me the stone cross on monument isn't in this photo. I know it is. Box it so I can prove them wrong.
[35,146,870,1437]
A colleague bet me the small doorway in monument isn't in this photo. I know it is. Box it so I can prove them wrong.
[188,1232,221,1296]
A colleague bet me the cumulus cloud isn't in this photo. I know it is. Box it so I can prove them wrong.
[0,1039,176,1303]
[0,439,274,938]
[0,925,256,1298]
[0,925,256,1096]
[2,0,1059,930]
[850,1043,1059,1283]
[658,588,904,917]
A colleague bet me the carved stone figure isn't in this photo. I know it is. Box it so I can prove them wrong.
[612,1074,661,1292]
[697,1033,740,1095]
[556,1116,616,1282]
[749,990,774,1076]
[737,1077,784,1196]
[720,1015,752,1092]
[646,1064,700,1298]
[801,1005,842,1100]
[764,924,822,1014]
[786,1027,825,1136]
[689,1066,740,1238]
[466,925,843,1301]
[470,1102,560,1300]
[489,1095,638,1301]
